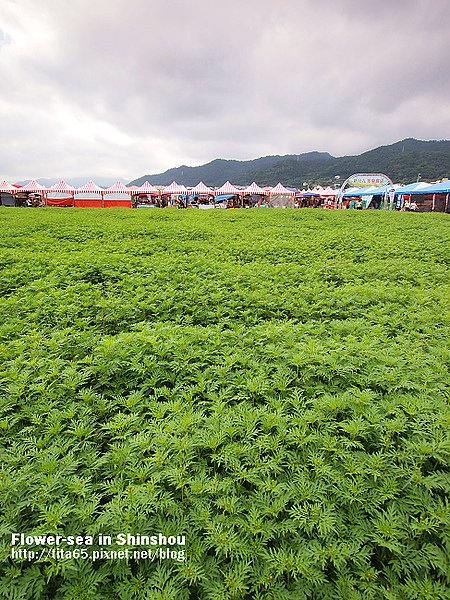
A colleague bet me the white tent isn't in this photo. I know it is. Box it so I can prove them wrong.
[269,182,295,196]
[0,180,17,193]
[50,180,75,193]
[214,181,241,195]
[133,181,159,194]
[104,181,132,195]
[21,180,49,193]
[76,180,104,194]
[190,181,213,195]
[243,182,266,195]
[320,186,340,196]
[162,181,188,194]
[269,182,295,207]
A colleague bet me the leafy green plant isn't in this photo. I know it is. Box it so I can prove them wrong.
[0,207,449,598]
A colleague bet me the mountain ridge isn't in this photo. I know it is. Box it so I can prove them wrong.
[130,138,450,187]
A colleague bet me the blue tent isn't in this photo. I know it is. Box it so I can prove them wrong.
[343,186,386,197]
[301,191,320,197]
[411,180,450,194]
[395,182,432,194]
[214,194,236,202]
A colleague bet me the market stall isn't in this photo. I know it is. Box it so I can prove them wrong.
[74,180,104,208]
[103,181,133,208]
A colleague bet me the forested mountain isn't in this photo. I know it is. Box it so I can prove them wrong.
[129,139,450,187]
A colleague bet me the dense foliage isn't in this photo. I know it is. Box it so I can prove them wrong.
[0,208,449,599]
[130,138,450,187]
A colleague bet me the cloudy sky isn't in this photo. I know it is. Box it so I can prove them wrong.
[1,0,449,182]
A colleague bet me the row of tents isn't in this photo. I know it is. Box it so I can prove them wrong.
[0,179,300,197]
[341,180,450,212]
[2,177,449,196]
[0,179,326,209]
[0,178,449,211]
[342,180,450,197]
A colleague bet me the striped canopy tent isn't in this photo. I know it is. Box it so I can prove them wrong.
[243,182,267,195]
[190,181,213,195]
[0,180,16,193]
[46,180,75,206]
[134,181,159,194]
[50,180,76,193]
[269,182,295,196]
[76,180,104,195]
[21,180,49,193]
[162,181,188,195]
[104,181,132,195]
[214,181,241,195]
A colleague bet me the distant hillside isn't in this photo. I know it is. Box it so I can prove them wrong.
[129,139,450,187]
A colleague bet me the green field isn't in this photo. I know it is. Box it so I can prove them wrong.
[0,208,449,599]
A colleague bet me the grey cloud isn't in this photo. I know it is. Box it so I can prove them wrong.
[0,0,449,180]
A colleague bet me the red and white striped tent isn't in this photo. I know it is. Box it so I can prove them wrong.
[21,180,49,193]
[46,180,75,206]
[162,181,188,195]
[134,181,159,194]
[104,181,132,195]
[76,180,104,194]
[190,181,213,195]
[215,181,241,195]
[50,180,76,193]
[243,182,267,195]
[269,182,295,196]
[0,180,16,193]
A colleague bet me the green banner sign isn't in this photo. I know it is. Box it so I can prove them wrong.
[346,174,391,188]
